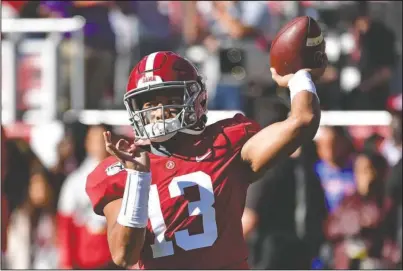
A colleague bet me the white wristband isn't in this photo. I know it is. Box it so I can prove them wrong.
[287,70,319,103]
[117,169,152,228]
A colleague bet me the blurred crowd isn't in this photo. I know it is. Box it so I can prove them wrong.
[2,0,402,114]
[1,0,402,270]
[242,99,402,269]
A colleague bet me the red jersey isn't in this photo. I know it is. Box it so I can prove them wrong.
[86,114,260,269]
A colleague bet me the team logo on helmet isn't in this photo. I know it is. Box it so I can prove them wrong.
[137,75,163,88]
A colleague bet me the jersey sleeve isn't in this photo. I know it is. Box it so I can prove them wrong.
[213,113,262,185]
[85,156,127,216]
[235,113,261,139]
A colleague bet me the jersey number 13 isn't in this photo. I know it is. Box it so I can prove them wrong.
[148,171,218,258]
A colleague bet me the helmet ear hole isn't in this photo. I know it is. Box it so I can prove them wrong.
[184,112,197,124]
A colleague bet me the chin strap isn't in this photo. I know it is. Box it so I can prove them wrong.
[150,143,171,157]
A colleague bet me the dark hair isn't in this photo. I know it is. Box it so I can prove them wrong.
[352,1,370,22]
[357,150,388,204]
[65,121,89,166]
[25,163,56,211]
[330,126,350,139]
[363,133,384,153]
[323,126,355,153]
[3,139,31,211]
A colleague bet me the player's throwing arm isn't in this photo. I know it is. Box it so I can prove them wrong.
[102,131,151,268]
[240,16,327,175]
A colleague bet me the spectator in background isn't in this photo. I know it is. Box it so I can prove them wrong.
[244,142,327,270]
[6,159,59,268]
[2,139,41,267]
[344,1,397,110]
[49,121,89,207]
[242,100,327,269]
[50,135,76,205]
[183,1,271,111]
[324,151,391,269]
[364,94,402,166]
[67,120,90,169]
[116,1,182,66]
[57,124,117,269]
[315,126,356,213]
[3,139,32,213]
[362,94,401,168]
[383,158,402,268]
[109,1,184,107]
[39,1,116,109]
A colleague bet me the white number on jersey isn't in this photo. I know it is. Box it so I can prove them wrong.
[149,171,218,258]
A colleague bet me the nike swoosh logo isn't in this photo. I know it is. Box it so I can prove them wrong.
[196,150,212,162]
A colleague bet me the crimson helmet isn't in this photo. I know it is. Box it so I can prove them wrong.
[124,51,208,142]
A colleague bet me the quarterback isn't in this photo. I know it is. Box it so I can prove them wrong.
[86,51,326,269]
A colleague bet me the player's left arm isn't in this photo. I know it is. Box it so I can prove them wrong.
[241,65,325,179]
[103,198,147,268]
[100,132,151,268]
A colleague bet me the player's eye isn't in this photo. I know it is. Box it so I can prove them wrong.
[143,102,152,109]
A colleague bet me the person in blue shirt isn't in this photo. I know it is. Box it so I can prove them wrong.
[315,126,356,213]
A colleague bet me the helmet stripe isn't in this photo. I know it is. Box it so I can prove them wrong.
[145,52,158,77]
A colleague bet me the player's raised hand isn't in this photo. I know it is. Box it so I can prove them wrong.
[270,53,328,87]
[270,68,295,88]
[103,131,150,172]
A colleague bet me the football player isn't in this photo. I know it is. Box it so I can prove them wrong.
[86,51,326,269]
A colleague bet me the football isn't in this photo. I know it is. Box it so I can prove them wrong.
[270,16,325,76]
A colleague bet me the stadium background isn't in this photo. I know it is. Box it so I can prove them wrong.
[1,1,401,269]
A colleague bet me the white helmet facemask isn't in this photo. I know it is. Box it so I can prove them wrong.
[124,80,208,143]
